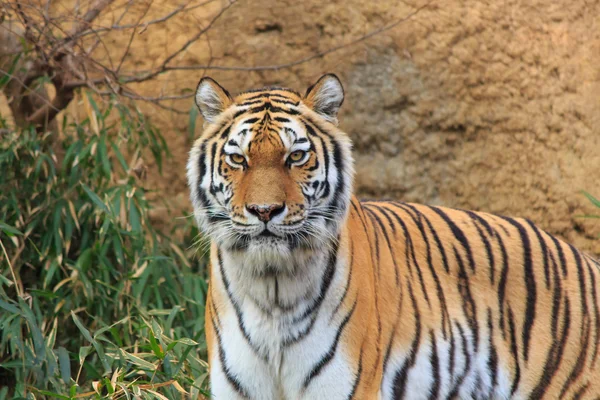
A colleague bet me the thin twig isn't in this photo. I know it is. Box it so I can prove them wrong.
[0,238,22,298]
[115,0,153,74]
[165,0,434,72]
[0,67,61,112]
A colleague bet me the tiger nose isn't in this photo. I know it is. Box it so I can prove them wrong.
[246,203,285,222]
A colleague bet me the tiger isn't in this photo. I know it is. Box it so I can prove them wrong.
[186,73,600,399]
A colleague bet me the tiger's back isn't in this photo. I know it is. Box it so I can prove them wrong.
[343,199,600,399]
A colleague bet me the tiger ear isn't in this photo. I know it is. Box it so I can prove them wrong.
[304,74,344,123]
[195,77,233,124]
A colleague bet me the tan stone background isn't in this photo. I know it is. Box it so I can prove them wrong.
[3,0,600,254]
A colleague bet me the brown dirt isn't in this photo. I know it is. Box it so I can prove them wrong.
[3,0,600,254]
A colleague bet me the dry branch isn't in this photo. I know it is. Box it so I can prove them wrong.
[0,0,434,130]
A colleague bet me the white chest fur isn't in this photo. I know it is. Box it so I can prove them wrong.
[209,247,356,400]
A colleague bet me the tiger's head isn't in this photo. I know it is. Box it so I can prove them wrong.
[187,74,354,266]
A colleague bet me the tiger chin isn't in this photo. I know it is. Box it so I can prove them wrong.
[187,74,600,399]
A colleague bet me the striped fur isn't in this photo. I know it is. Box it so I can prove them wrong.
[187,75,600,399]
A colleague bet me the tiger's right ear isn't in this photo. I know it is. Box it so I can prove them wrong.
[195,77,233,124]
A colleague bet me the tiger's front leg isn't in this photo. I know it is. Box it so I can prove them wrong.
[207,305,282,400]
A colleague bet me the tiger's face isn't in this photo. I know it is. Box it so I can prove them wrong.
[187,74,354,265]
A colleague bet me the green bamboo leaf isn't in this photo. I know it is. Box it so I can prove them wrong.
[18,298,46,364]
[71,312,94,343]
[30,390,70,399]
[71,312,112,374]
[93,316,129,339]
[0,298,20,314]
[121,350,157,371]
[79,345,92,366]
[129,199,141,232]
[148,330,164,360]
[52,201,63,255]
[110,141,128,173]
[98,138,111,177]
[81,183,109,213]
[57,347,71,383]
[0,53,21,88]
[85,91,102,121]
[0,222,22,237]
[582,190,600,208]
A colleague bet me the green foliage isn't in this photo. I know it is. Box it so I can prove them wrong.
[0,97,209,398]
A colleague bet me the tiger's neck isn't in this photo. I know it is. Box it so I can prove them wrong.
[209,222,352,358]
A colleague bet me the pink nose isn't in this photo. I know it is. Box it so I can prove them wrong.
[246,203,285,222]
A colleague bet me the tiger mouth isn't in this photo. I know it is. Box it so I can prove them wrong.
[228,230,312,251]
[258,230,278,238]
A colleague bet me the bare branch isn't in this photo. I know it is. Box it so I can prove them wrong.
[1,0,435,131]
[51,0,116,57]
[0,67,61,113]
[159,0,236,69]
[74,0,213,39]
[163,0,434,72]
[115,0,153,74]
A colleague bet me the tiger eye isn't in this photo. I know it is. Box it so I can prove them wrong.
[289,150,306,163]
[230,154,245,164]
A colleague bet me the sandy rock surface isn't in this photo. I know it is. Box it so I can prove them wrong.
[2,0,599,253]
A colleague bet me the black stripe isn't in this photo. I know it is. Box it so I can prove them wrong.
[585,258,600,367]
[218,250,265,360]
[550,234,569,277]
[210,312,250,398]
[219,123,233,138]
[239,99,264,106]
[379,203,431,306]
[572,383,590,400]
[363,208,382,278]
[495,230,509,338]
[292,239,339,324]
[418,207,451,274]
[501,217,536,363]
[391,284,421,399]
[530,295,571,398]
[508,307,521,396]
[454,246,479,352]
[570,244,589,317]
[304,122,331,200]
[393,203,451,338]
[559,313,590,398]
[245,104,300,115]
[464,210,496,236]
[487,308,499,393]
[331,237,354,320]
[525,220,551,289]
[195,142,211,209]
[473,218,496,284]
[549,250,563,337]
[374,206,401,284]
[303,299,358,388]
[427,330,441,400]
[302,116,347,217]
[449,324,456,382]
[429,206,476,272]
[346,349,363,400]
[447,322,471,398]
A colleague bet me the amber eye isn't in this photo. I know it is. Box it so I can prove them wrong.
[230,153,246,165]
[288,150,306,163]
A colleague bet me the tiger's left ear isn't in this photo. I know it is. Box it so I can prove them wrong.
[195,77,233,124]
[304,74,344,124]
